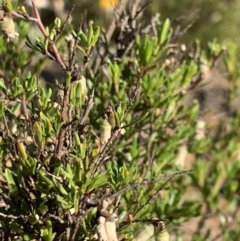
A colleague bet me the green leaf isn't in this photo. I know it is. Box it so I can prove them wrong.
[0,78,7,94]
[159,18,171,46]
[87,173,109,192]
[122,112,149,128]
[4,168,16,187]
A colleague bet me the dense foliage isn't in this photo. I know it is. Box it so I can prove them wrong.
[0,1,240,240]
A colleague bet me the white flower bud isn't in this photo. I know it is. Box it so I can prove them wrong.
[133,224,154,241]
[100,120,112,145]
[0,17,19,42]
[155,222,169,241]
[104,213,118,241]
[97,216,108,241]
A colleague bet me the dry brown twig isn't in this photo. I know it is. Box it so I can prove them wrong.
[30,0,67,70]
[103,169,195,201]
[93,0,129,74]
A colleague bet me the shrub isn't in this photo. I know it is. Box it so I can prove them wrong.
[0,1,240,241]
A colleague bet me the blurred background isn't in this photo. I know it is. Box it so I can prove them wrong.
[22,0,240,46]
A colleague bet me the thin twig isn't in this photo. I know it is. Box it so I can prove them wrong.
[0,212,24,220]
[121,217,168,225]
[21,94,29,120]
[55,89,69,159]
[79,88,95,125]
[69,202,89,241]
[125,72,142,114]
[71,18,83,71]
[31,0,67,70]
[131,0,153,21]
[91,128,122,177]
[49,214,65,224]
[103,169,195,200]
[133,169,194,217]
[12,11,38,22]
[54,4,75,41]
[93,0,129,74]
[210,48,226,68]
[3,114,11,137]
